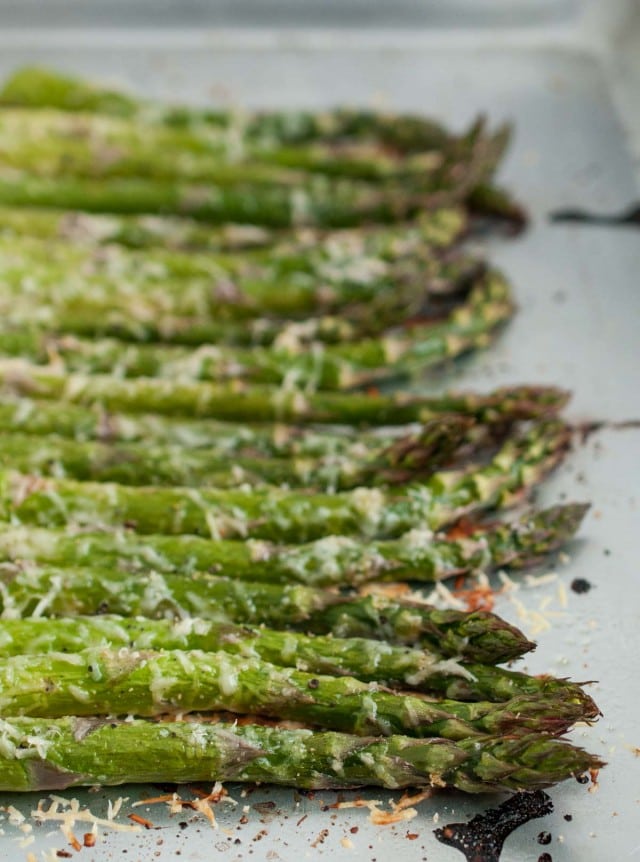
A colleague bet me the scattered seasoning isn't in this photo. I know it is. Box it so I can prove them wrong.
[56,852,72,859]
[576,774,590,785]
[83,832,97,847]
[434,790,553,862]
[128,814,154,829]
[452,582,496,612]
[571,578,592,594]
[310,828,329,848]
[332,790,431,825]
[537,831,552,845]
[538,854,553,862]
[563,815,573,822]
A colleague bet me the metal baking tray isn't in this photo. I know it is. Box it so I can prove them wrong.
[0,17,638,862]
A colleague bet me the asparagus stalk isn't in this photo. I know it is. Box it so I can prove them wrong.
[0,203,466,254]
[0,615,599,713]
[0,715,602,793]
[0,255,482,347]
[0,368,570,425]
[0,646,595,738]
[0,221,480,320]
[0,504,588,587]
[0,68,471,159]
[0,420,570,540]
[0,166,498,228]
[0,68,525,223]
[0,417,470,490]
[0,563,532,663]
[0,396,480,455]
[0,294,433,349]
[0,69,503,162]
[0,272,513,390]
[0,105,505,188]
[0,614,478,679]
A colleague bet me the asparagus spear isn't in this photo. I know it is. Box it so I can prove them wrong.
[0,615,600,712]
[0,68,525,223]
[0,396,480,456]
[0,292,438,349]
[0,165,498,228]
[0,105,504,189]
[0,368,570,425]
[0,253,482,347]
[0,715,602,793]
[0,203,466,254]
[0,238,481,332]
[0,420,570,540]
[0,272,513,390]
[0,504,588,587]
[0,417,470,490]
[0,646,595,738]
[0,68,499,158]
[0,563,532,663]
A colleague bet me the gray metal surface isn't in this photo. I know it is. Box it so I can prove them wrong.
[0,27,638,862]
[0,0,585,29]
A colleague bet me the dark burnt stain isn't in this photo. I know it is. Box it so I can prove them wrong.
[434,790,553,861]
[550,203,640,228]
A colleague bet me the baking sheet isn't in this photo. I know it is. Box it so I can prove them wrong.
[0,27,638,862]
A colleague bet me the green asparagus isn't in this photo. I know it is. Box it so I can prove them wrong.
[0,397,479,456]
[0,504,588,587]
[0,105,506,188]
[0,68,484,160]
[0,716,603,793]
[0,420,570,540]
[0,203,467,257]
[0,563,532,663]
[0,646,595,738]
[0,615,599,712]
[0,416,471,490]
[0,381,570,428]
[0,219,482,321]
[0,69,507,171]
[0,272,513,390]
[0,167,496,228]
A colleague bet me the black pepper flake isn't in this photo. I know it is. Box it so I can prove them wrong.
[563,814,573,822]
[538,854,553,862]
[308,678,320,689]
[570,578,592,594]
[538,831,552,845]
[576,774,590,785]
